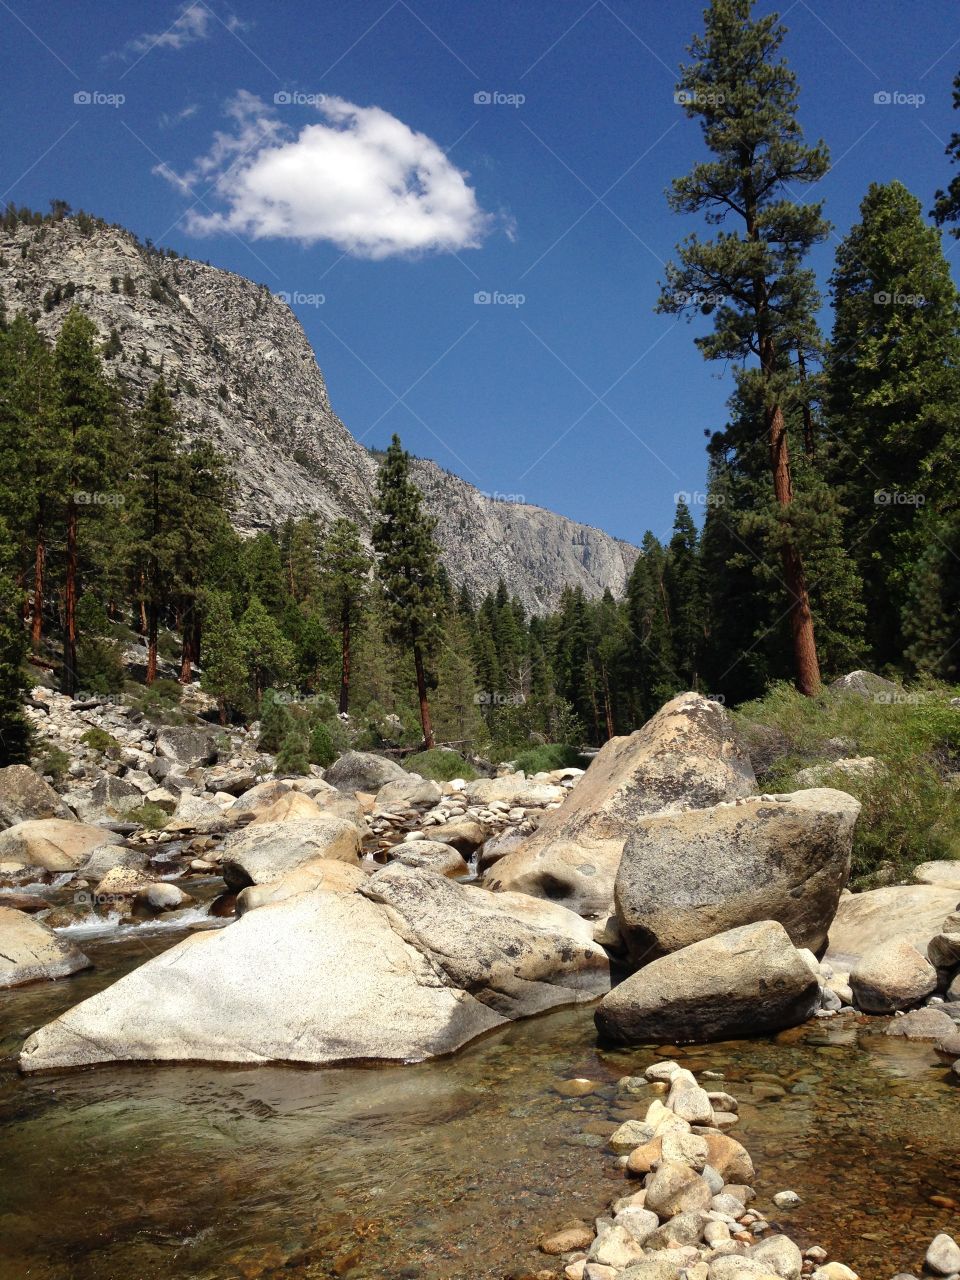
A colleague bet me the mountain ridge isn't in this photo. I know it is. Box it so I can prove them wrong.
[0,212,638,612]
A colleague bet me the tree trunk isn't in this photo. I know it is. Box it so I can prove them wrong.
[339,613,351,715]
[146,597,158,685]
[767,400,821,696]
[63,500,78,696]
[30,501,45,654]
[413,643,435,750]
[179,607,200,684]
[602,666,615,740]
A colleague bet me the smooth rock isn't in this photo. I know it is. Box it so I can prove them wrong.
[913,862,960,890]
[0,906,92,987]
[420,819,489,854]
[324,751,407,794]
[749,1235,802,1280]
[644,1160,713,1217]
[485,692,756,918]
[220,815,361,890]
[133,882,194,912]
[155,726,218,768]
[374,776,444,810]
[388,840,469,878]
[540,1225,594,1255]
[596,921,819,1044]
[0,818,122,870]
[884,1007,957,1040]
[851,939,937,1013]
[926,1234,960,1276]
[613,1207,659,1246]
[927,932,960,968]
[235,859,366,915]
[587,1225,644,1268]
[827,885,960,966]
[615,789,859,961]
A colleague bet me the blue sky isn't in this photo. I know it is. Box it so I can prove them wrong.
[3,0,960,548]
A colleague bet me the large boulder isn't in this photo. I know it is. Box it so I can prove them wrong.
[614,789,860,963]
[235,859,367,915]
[362,865,609,1017]
[0,818,122,871]
[324,751,407,794]
[388,840,469,878]
[0,906,92,988]
[248,791,330,825]
[850,938,938,1013]
[374,776,443,810]
[21,870,609,1071]
[913,861,960,890]
[0,764,73,828]
[462,774,564,808]
[828,670,899,700]
[62,775,144,823]
[220,815,361,890]
[228,779,291,818]
[155,726,218,768]
[595,920,819,1045]
[291,778,366,825]
[484,693,757,918]
[827,885,960,966]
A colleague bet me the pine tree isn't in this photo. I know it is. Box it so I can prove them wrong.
[826,180,960,664]
[625,534,679,720]
[176,439,233,682]
[239,596,293,707]
[0,515,30,764]
[666,500,703,689]
[53,308,119,694]
[932,70,960,236]
[200,590,248,723]
[129,379,184,683]
[319,518,371,714]
[372,435,443,749]
[658,0,830,695]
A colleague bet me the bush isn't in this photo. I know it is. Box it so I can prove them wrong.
[275,728,310,776]
[258,689,294,752]
[80,727,120,756]
[36,745,70,782]
[128,801,170,829]
[735,681,960,888]
[404,748,478,782]
[509,743,585,775]
[308,721,336,767]
[136,678,184,720]
[76,636,125,694]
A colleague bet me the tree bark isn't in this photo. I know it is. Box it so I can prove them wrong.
[31,501,45,653]
[797,346,816,461]
[63,499,78,695]
[767,399,821,696]
[179,607,200,684]
[146,598,158,685]
[413,643,435,750]
[339,613,351,715]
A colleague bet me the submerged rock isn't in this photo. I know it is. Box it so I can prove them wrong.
[485,693,756,919]
[595,920,819,1045]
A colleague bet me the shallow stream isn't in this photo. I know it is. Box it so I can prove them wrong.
[1,922,959,1280]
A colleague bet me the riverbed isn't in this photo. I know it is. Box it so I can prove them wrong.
[1,921,958,1280]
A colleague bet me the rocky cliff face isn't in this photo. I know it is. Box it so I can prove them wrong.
[0,215,637,611]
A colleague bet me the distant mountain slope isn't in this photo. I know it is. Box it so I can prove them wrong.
[0,214,638,610]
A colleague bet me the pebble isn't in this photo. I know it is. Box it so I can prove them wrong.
[773,1190,802,1209]
[555,1078,601,1098]
[926,1234,960,1276]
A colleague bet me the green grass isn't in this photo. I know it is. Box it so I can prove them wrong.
[80,727,121,756]
[508,743,586,775]
[405,748,478,782]
[735,681,960,888]
[35,745,70,783]
[127,801,171,829]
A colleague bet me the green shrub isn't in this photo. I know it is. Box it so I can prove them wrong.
[80,727,120,756]
[308,721,336,767]
[76,636,125,694]
[510,743,585,775]
[36,745,70,782]
[258,689,294,752]
[137,678,184,717]
[404,748,478,782]
[275,728,310,776]
[735,681,960,888]
[128,801,170,829]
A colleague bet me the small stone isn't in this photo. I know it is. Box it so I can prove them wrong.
[750,1234,803,1280]
[612,1207,658,1246]
[645,1059,682,1081]
[555,1077,600,1098]
[803,1248,828,1263]
[540,1225,594,1255]
[587,1224,644,1268]
[926,1235,960,1277]
[609,1119,654,1153]
[811,1265,858,1280]
[617,1074,650,1095]
[773,1191,802,1209]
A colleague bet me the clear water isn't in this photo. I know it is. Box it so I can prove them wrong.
[1,923,959,1280]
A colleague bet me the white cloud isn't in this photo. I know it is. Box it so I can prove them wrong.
[117,3,244,60]
[159,103,200,128]
[157,92,494,259]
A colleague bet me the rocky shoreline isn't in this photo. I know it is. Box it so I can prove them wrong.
[537,1059,959,1280]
